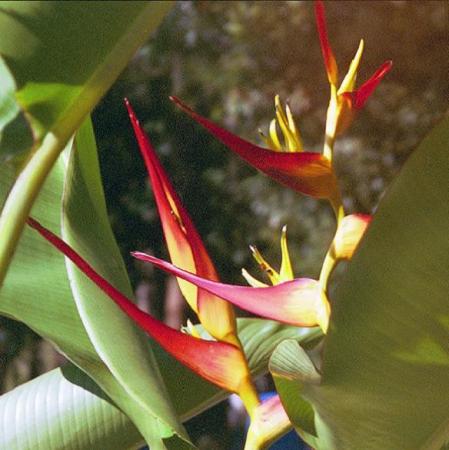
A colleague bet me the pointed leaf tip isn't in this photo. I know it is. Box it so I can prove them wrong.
[124,97,137,120]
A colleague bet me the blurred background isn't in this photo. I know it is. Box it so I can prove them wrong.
[0,1,447,448]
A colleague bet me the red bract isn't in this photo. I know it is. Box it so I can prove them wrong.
[314,0,338,86]
[170,96,339,202]
[125,99,239,347]
[341,61,393,111]
[132,252,330,332]
[26,218,253,395]
[315,0,392,134]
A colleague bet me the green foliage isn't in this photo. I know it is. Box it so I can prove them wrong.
[0,119,193,448]
[0,56,32,161]
[270,116,449,449]
[0,0,172,296]
[0,2,447,449]
[0,319,320,450]
[0,1,172,140]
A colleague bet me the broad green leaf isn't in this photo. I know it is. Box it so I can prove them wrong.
[0,364,143,450]
[271,116,449,450]
[0,1,172,140]
[62,119,192,448]
[0,55,17,130]
[270,339,319,442]
[0,55,33,161]
[0,119,191,448]
[0,0,173,296]
[0,320,319,450]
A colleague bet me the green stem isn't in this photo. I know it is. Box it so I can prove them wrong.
[322,201,345,292]
[319,248,337,293]
[330,196,345,225]
[0,132,67,287]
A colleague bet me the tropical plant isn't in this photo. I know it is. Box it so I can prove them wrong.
[0,1,447,449]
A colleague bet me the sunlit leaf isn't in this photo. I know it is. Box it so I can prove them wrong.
[0,118,191,448]
[0,320,321,450]
[0,55,33,161]
[0,0,173,297]
[271,117,449,449]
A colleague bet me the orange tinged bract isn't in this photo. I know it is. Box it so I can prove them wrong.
[171,96,339,202]
[27,218,254,399]
[133,251,330,333]
[315,0,392,136]
[125,99,240,347]
[245,395,292,450]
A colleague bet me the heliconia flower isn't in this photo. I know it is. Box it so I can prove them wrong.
[125,99,240,347]
[315,0,392,135]
[26,217,259,415]
[244,395,292,450]
[170,96,339,204]
[242,225,294,287]
[331,213,371,260]
[132,251,330,333]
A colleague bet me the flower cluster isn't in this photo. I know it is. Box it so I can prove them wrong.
[28,2,390,448]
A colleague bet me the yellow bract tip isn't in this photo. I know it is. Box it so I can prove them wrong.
[279,226,294,282]
[269,119,282,151]
[263,95,303,153]
[338,39,365,95]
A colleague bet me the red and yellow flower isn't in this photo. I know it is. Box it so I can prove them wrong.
[27,217,259,415]
[315,0,392,144]
[28,2,391,448]
[170,96,340,210]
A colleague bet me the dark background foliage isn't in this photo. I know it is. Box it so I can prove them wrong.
[1,1,447,447]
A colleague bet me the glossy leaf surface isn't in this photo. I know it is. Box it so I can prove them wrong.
[0,0,172,300]
[271,117,449,449]
[0,119,190,448]
[0,320,321,450]
[0,1,172,140]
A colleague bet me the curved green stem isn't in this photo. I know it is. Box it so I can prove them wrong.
[322,199,345,293]
[319,248,337,293]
